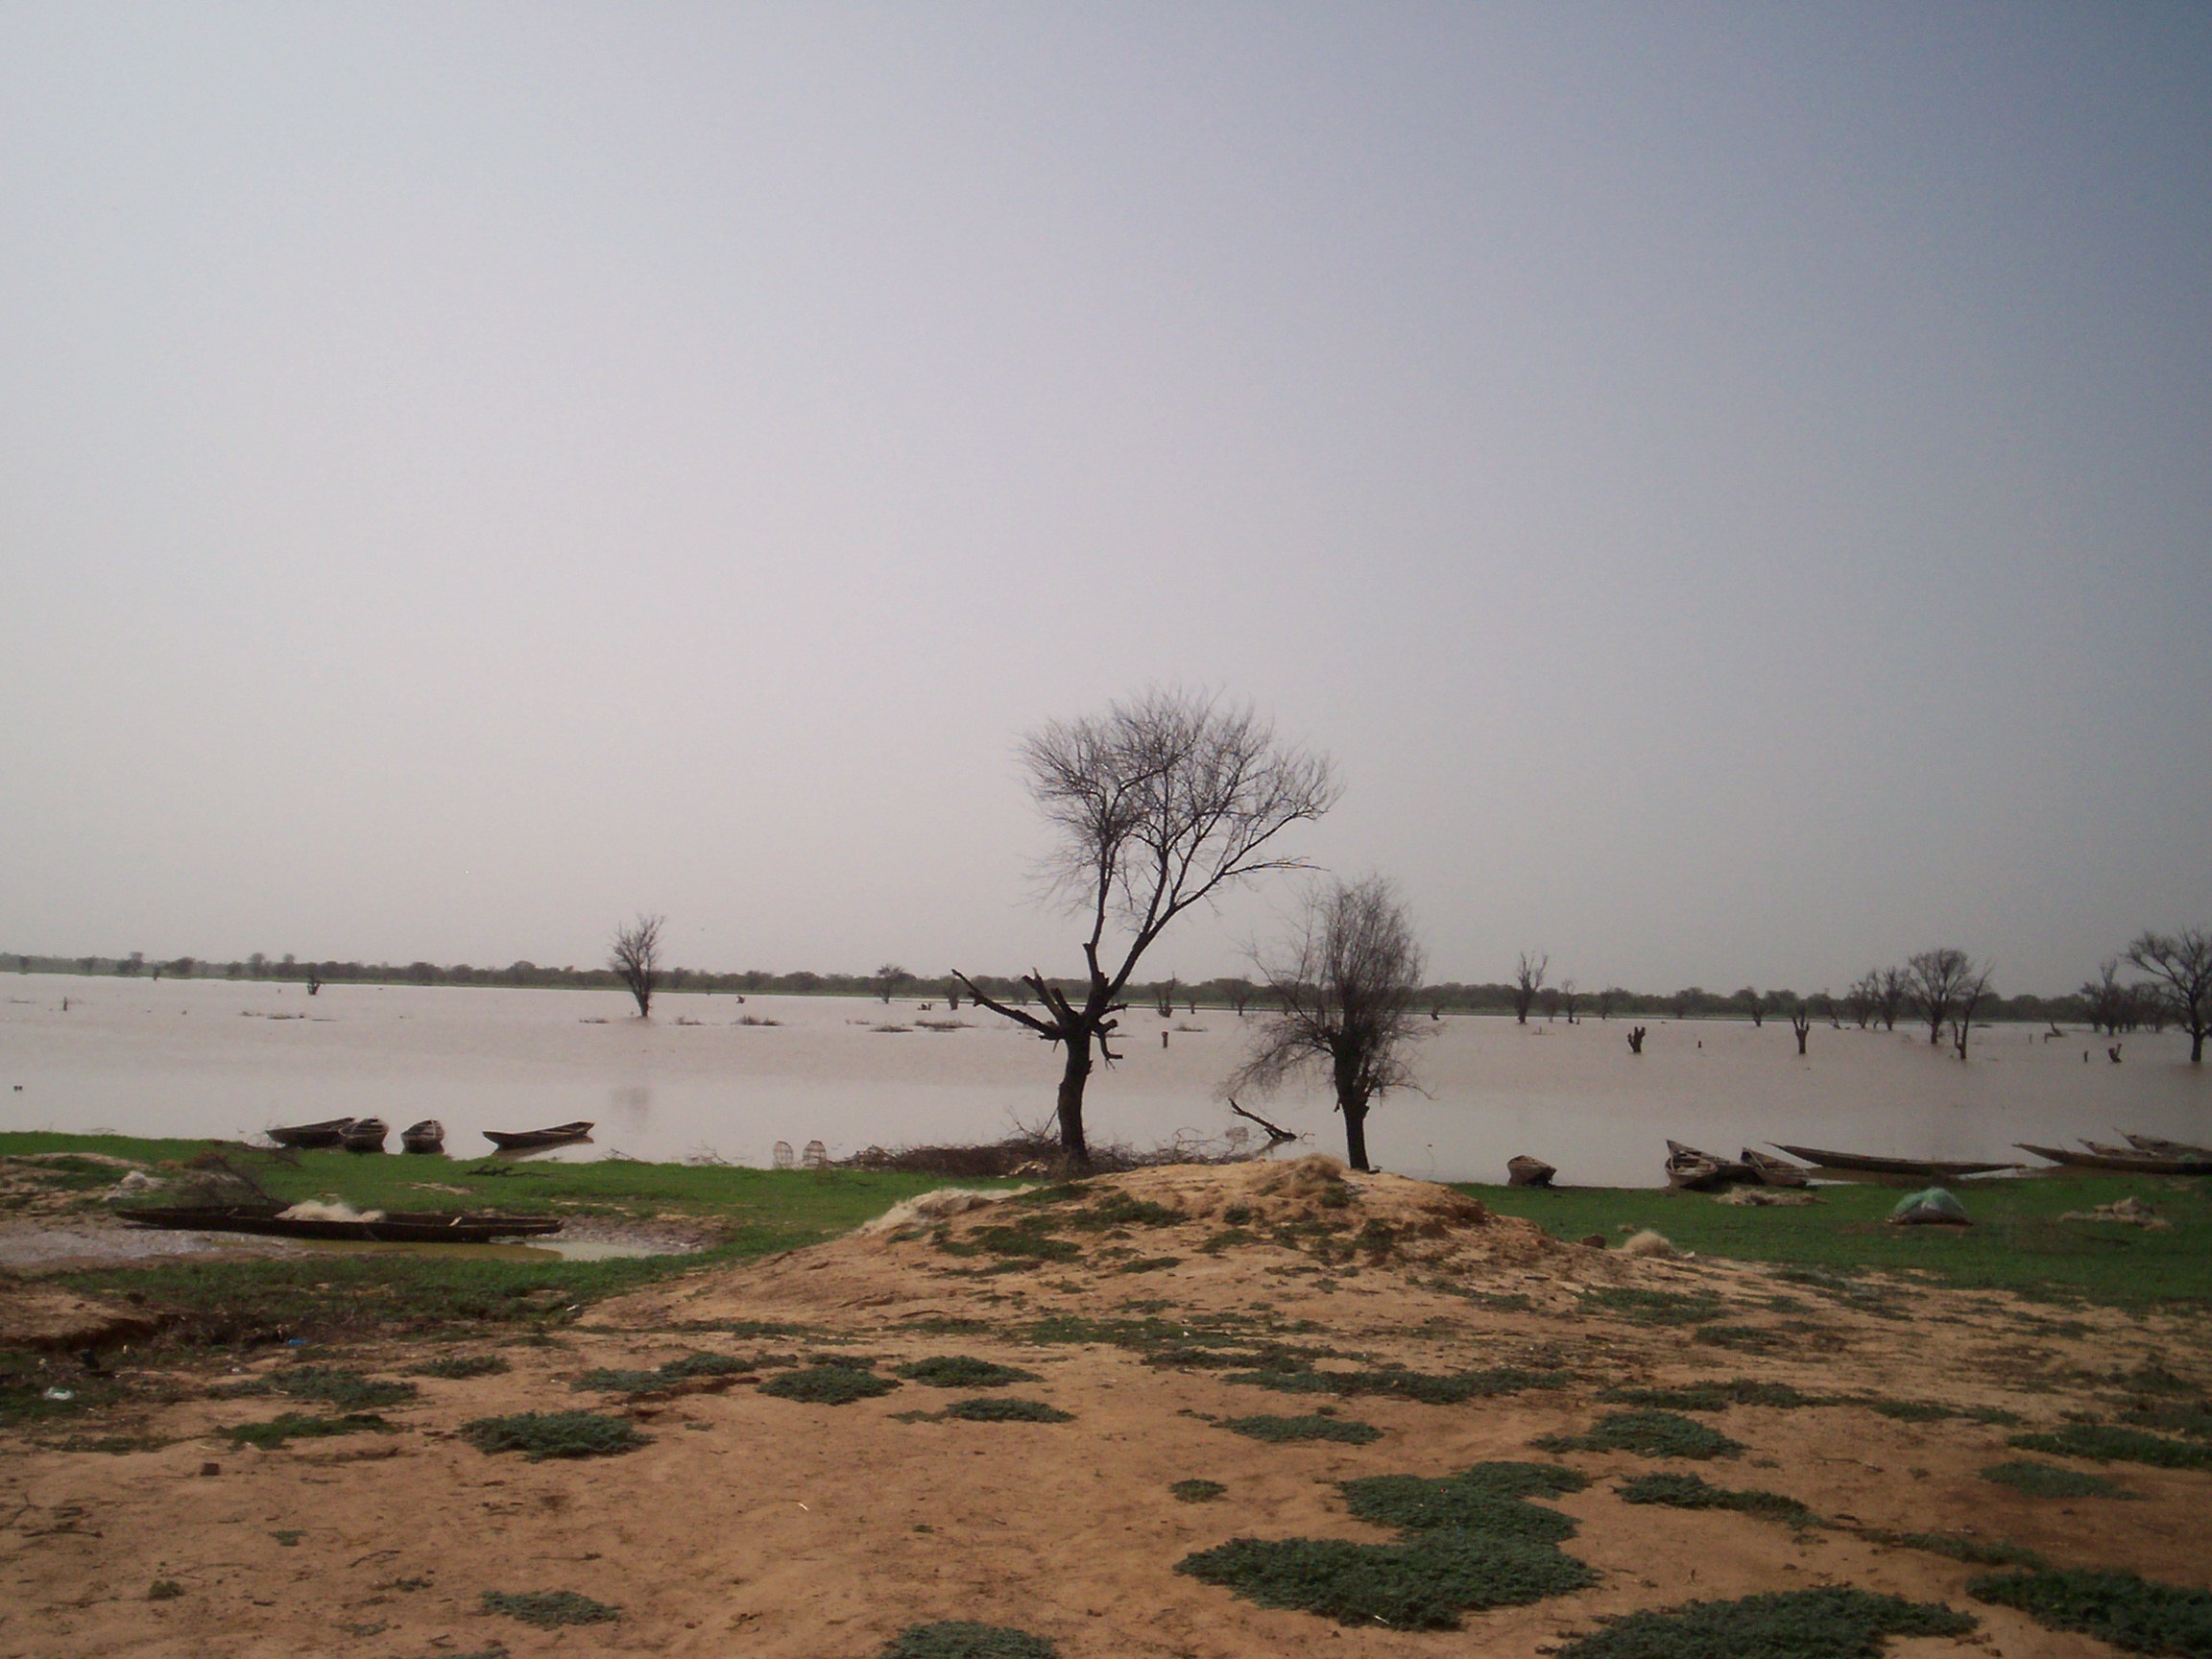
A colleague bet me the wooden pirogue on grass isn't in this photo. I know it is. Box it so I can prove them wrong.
[2016,1142,2212,1176]
[2125,1132,2212,1160]
[339,1118,390,1153]
[1739,1147,1812,1188]
[1665,1141,1755,1190]
[1768,1143,2019,1180]
[400,1119,445,1154]
[119,1207,565,1243]
[482,1120,594,1152]
[266,1118,355,1150]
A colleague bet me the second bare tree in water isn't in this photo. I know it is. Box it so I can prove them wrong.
[609,914,664,1018]
[1229,876,1429,1172]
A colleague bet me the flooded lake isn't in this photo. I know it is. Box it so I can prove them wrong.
[3,974,2205,1185]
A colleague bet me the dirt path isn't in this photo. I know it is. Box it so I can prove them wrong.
[4,1159,2205,1657]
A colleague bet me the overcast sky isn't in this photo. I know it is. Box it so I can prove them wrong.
[2,4,2206,996]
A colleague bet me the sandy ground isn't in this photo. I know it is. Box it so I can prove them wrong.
[2,1158,2206,1658]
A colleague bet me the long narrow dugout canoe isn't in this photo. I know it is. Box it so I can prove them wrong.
[118,1207,565,1243]
[2126,1133,2212,1160]
[2016,1143,2212,1176]
[483,1121,594,1152]
[1769,1143,2019,1179]
[266,1118,355,1149]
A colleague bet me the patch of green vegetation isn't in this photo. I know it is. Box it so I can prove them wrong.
[1863,1531,2046,1568]
[1228,1365,1565,1404]
[876,1622,1057,1659]
[2113,1398,2212,1441]
[1341,1462,1587,1540]
[147,1579,183,1600]
[903,1315,993,1335]
[271,1528,302,1546]
[759,1363,900,1406]
[0,1351,156,1431]
[217,1365,418,1409]
[1113,1255,1182,1274]
[35,1432,170,1454]
[894,1356,1039,1388]
[1970,1568,2212,1657]
[459,1409,649,1460]
[1463,1290,1536,1312]
[1465,1171,2212,1310]
[228,1411,395,1449]
[966,1215,1082,1262]
[405,1354,510,1379]
[941,1397,1071,1423]
[729,1318,819,1339]
[1599,1380,1816,1411]
[1069,1194,1184,1230]
[480,1589,619,1627]
[1855,1397,1948,1422]
[1616,1472,1815,1525]
[1981,1459,2131,1499]
[1171,1479,1226,1503]
[1535,1409,1743,1460]
[1692,1324,1794,1354]
[570,1352,751,1393]
[1556,1587,1976,1659]
[2008,1424,2212,1470]
[1222,1413,1382,1445]
[1578,1287,1728,1326]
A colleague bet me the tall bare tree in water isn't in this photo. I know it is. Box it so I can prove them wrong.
[610,914,664,1018]
[1511,951,1548,1024]
[1905,947,1984,1046]
[1229,877,1428,1171]
[2128,926,2212,1063]
[954,687,1337,1163]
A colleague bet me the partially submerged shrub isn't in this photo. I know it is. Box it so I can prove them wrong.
[1223,1413,1382,1445]
[1969,1568,2212,1657]
[1615,1472,1815,1525]
[878,1622,1057,1659]
[941,1397,1071,1423]
[1556,1587,1975,1659]
[1980,1460,2131,1500]
[759,1363,900,1406]
[1535,1410,1743,1461]
[895,1357,1040,1389]
[406,1355,510,1380]
[1171,1479,1226,1503]
[2008,1424,2212,1470]
[460,1410,649,1460]
[481,1588,619,1627]
[228,1412,395,1449]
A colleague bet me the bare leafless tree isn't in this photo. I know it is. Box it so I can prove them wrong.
[953,687,1337,1163]
[610,913,664,1018]
[2080,958,2133,1036]
[2127,926,2212,1063]
[874,963,911,1004]
[1227,877,1428,1171]
[1512,951,1548,1024]
[1950,962,1994,1059]
[1876,966,1909,1032]
[1906,947,1985,1046]
[1558,978,1579,1023]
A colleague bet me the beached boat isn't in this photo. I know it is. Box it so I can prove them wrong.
[2017,1143,2212,1176]
[1506,1155,1555,1189]
[1769,1143,2018,1179]
[400,1119,445,1155]
[2125,1133,2212,1160]
[118,1207,565,1243]
[267,1118,356,1150]
[1666,1147,1736,1191]
[483,1120,594,1152]
[1740,1148,1811,1188]
[340,1118,390,1153]
[1667,1141,1754,1184]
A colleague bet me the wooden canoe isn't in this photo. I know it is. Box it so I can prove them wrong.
[340,1118,390,1153]
[1506,1155,1555,1189]
[1740,1148,1811,1188]
[1666,1149,1736,1191]
[1770,1143,2019,1179]
[1667,1141,1754,1184]
[267,1118,355,1149]
[2017,1143,2212,1176]
[400,1119,445,1154]
[483,1120,594,1152]
[118,1207,565,1243]
[2125,1133,2212,1160]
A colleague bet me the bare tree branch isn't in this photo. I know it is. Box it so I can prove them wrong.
[609,913,664,1019]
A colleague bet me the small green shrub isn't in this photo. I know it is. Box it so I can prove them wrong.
[406,1354,510,1380]
[1177,1529,1593,1629]
[759,1363,900,1406]
[571,1352,750,1393]
[148,1580,183,1600]
[480,1588,619,1627]
[1980,1460,2131,1499]
[1969,1568,2212,1657]
[941,1397,1071,1423]
[217,1366,417,1409]
[877,1622,1057,1658]
[228,1412,394,1449]
[1341,1463,1586,1540]
[1224,1413,1381,1445]
[1579,1286,1726,1326]
[1171,1479,1226,1503]
[1070,1195,1184,1230]
[1616,1472,1815,1525]
[1863,1530,2045,1568]
[1693,1325,1791,1354]
[1556,1587,1975,1659]
[459,1410,649,1460]
[1599,1380,1816,1412]
[2008,1424,2212,1470]
[895,1356,1039,1388]
[1230,1366,1563,1405]
[1535,1410,1743,1460]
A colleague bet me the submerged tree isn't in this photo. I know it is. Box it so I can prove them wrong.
[874,963,911,1004]
[609,913,664,1018]
[2127,926,2212,1063]
[1906,948,1985,1046]
[954,687,1337,1163]
[1511,951,1548,1024]
[1228,876,1428,1172]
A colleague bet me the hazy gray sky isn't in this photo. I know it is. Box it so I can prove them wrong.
[3,4,2206,995]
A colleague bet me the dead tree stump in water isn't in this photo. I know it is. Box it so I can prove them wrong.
[1626,1026,1647,1054]
[1791,1008,1811,1055]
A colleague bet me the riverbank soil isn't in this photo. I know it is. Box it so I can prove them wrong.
[4,1154,2208,1657]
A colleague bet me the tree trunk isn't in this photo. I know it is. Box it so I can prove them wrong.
[1054,1030,1093,1163]
[2193,1027,2204,1064]
[1341,1100,1371,1172]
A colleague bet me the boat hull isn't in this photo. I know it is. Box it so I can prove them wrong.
[268,1118,355,1150]
[2017,1143,2212,1176]
[118,1207,564,1243]
[483,1121,594,1152]
[1770,1143,2017,1179]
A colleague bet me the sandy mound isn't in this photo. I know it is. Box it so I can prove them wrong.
[0,1274,156,1350]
